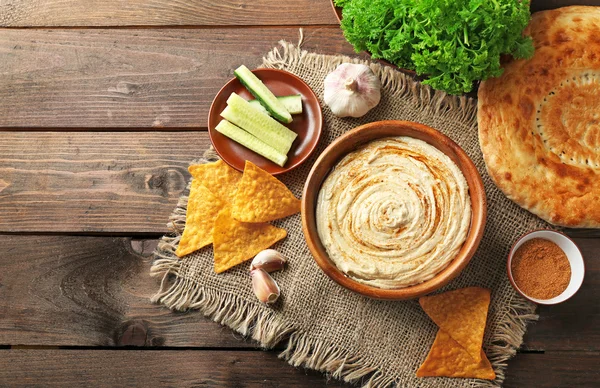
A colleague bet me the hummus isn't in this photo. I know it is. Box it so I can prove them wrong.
[316,137,471,289]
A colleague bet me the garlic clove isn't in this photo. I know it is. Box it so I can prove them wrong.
[323,63,381,118]
[249,249,286,273]
[251,268,280,304]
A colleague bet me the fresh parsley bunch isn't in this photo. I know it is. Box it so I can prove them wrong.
[336,0,534,94]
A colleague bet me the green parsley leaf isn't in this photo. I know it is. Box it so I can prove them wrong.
[339,0,534,94]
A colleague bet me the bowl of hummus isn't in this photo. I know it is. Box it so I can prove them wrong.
[302,120,486,299]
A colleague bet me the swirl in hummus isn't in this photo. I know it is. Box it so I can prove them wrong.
[316,137,471,289]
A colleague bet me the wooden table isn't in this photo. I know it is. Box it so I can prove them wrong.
[0,1,598,386]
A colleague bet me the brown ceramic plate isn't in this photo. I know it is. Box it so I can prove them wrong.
[302,120,487,300]
[208,68,322,175]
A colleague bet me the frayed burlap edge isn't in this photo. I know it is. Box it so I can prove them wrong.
[261,32,479,128]
[150,38,538,388]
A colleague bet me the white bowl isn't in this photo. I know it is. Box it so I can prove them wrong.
[507,230,585,305]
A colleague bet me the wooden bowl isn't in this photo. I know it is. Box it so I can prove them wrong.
[301,121,487,300]
[208,68,323,176]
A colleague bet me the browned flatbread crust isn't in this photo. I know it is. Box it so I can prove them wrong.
[478,6,600,228]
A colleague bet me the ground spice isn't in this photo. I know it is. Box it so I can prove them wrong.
[511,238,571,300]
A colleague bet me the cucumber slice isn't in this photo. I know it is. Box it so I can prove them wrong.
[215,120,288,167]
[221,104,293,156]
[247,100,270,116]
[234,65,293,124]
[248,95,302,115]
[278,94,303,115]
[222,93,297,155]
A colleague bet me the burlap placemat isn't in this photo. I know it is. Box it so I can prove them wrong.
[151,38,548,387]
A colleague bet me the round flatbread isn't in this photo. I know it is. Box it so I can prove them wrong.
[478,6,600,228]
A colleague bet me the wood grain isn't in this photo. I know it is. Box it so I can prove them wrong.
[0,233,597,352]
[0,235,257,348]
[1,0,595,27]
[0,0,338,27]
[0,349,347,387]
[0,27,356,128]
[505,351,600,388]
[1,348,599,387]
[0,132,211,233]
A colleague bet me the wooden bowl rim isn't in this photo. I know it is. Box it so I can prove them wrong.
[330,1,342,23]
[301,120,487,300]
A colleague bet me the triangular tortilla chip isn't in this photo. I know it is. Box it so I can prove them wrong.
[419,287,491,362]
[416,330,496,380]
[231,161,301,223]
[175,180,227,257]
[213,205,287,273]
[188,160,242,203]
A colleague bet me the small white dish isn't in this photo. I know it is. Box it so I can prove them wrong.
[507,230,585,305]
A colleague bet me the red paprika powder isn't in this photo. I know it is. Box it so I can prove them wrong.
[511,238,571,300]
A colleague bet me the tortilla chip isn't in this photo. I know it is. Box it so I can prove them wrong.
[416,330,496,380]
[231,161,301,223]
[419,287,491,362]
[175,180,227,257]
[188,160,242,203]
[213,205,287,273]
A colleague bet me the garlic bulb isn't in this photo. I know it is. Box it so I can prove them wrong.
[324,63,381,118]
[250,249,286,273]
[251,268,280,304]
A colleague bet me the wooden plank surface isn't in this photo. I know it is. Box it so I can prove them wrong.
[0,349,346,387]
[0,132,210,234]
[504,351,600,388]
[1,1,595,27]
[1,349,598,387]
[1,0,599,386]
[0,235,255,348]
[1,0,590,28]
[0,0,584,28]
[0,0,338,27]
[0,27,355,128]
[0,233,597,352]
[2,129,600,241]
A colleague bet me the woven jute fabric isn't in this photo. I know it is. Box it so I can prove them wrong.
[151,39,548,387]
